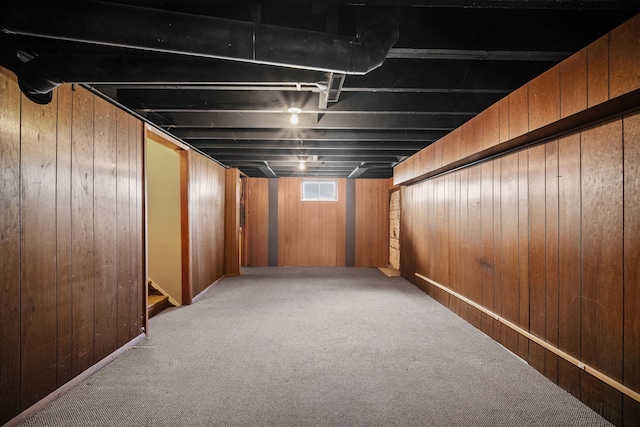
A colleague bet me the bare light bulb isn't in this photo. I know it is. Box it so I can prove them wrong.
[288,107,302,125]
[290,113,299,125]
[298,161,306,170]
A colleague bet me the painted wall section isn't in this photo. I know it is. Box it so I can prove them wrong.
[395,14,640,426]
[0,68,145,425]
[147,139,182,305]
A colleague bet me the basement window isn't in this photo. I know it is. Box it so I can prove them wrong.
[301,179,338,201]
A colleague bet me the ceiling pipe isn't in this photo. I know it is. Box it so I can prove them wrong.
[1,1,398,103]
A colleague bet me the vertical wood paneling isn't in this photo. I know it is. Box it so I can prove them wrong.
[355,179,389,268]
[458,168,469,321]
[544,140,559,383]
[560,48,587,119]
[93,97,118,361]
[56,84,73,386]
[581,120,624,422]
[247,178,269,266]
[278,177,347,267]
[609,14,640,98]
[71,87,95,376]
[20,94,59,408]
[135,118,145,335]
[517,150,530,361]
[188,150,226,298]
[491,160,502,341]
[529,66,560,131]
[557,133,582,397]
[587,34,610,108]
[129,116,140,337]
[483,103,500,150]
[527,144,546,364]
[0,68,22,424]
[225,168,241,275]
[623,111,640,423]
[480,162,494,337]
[509,85,529,139]
[467,165,482,329]
[116,109,131,346]
[500,153,519,354]
[0,70,147,424]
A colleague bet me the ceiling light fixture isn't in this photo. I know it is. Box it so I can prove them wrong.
[288,107,302,125]
[298,160,306,171]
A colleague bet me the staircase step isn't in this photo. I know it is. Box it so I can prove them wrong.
[148,294,170,318]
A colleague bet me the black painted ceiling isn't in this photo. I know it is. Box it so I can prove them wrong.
[2,1,638,178]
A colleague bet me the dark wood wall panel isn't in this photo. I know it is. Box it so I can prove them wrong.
[0,68,146,425]
[278,177,346,267]
[499,153,519,354]
[623,111,640,425]
[116,108,132,347]
[557,133,581,398]
[400,112,639,424]
[246,177,269,266]
[587,34,609,108]
[0,67,22,423]
[610,14,640,98]
[581,120,624,424]
[56,84,73,386]
[188,150,226,299]
[355,179,390,267]
[20,91,59,408]
[93,96,118,362]
[71,87,96,377]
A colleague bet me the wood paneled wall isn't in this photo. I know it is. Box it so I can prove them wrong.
[355,179,390,267]
[396,15,640,425]
[246,177,390,267]
[246,177,269,266]
[224,168,241,276]
[187,150,226,300]
[277,177,347,266]
[0,69,144,425]
[394,14,640,186]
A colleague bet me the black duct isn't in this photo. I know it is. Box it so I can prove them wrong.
[1,1,398,104]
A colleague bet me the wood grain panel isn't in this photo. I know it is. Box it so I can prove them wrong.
[466,115,483,157]
[517,150,530,361]
[482,103,500,150]
[581,119,624,420]
[135,118,145,335]
[278,178,347,267]
[247,178,269,266]
[527,143,546,346]
[116,109,131,345]
[509,85,529,139]
[458,168,470,321]
[71,87,95,376]
[225,168,241,276]
[448,172,460,314]
[529,66,560,131]
[480,162,494,337]
[189,150,226,297]
[355,179,389,267]
[491,160,502,341]
[500,153,519,354]
[587,34,610,108]
[20,92,59,408]
[467,165,482,329]
[0,67,22,425]
[499,97,509,145]
[93,97,118,361]
[623,111,640,403]
[609,14,640,98]
[527,143,546,373]
[544,139,559,383]
[560,48,587,118]
[56,84,73,386]
[557,132,582,398]
[129,116,142,336]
